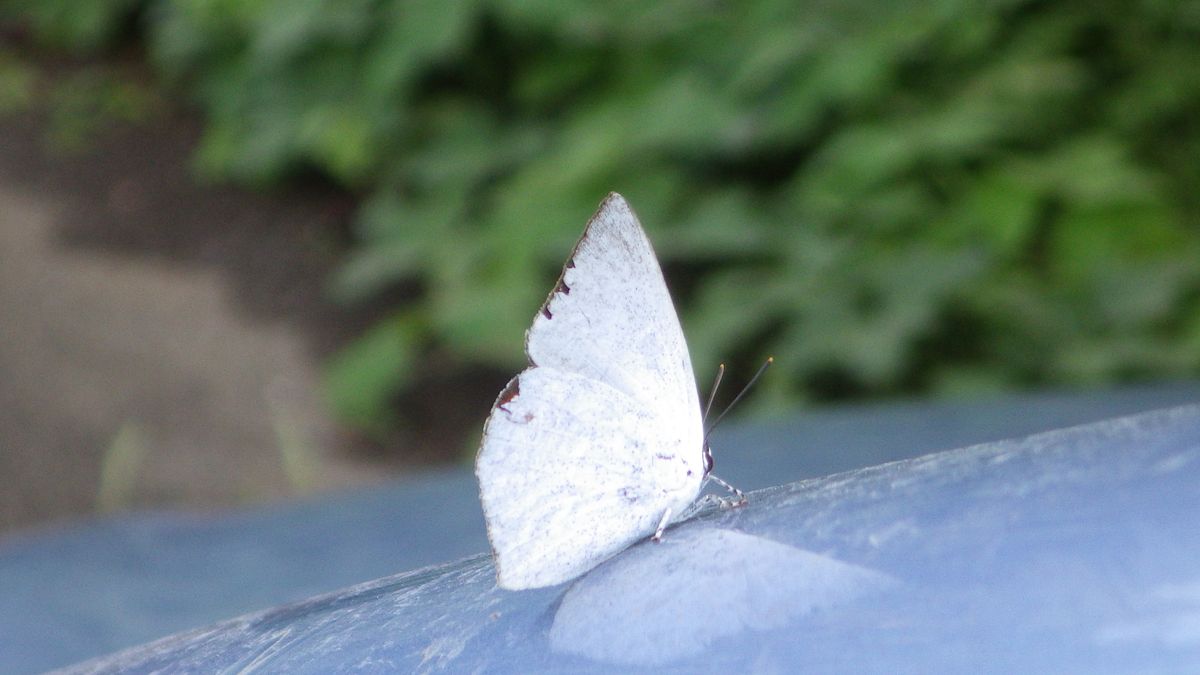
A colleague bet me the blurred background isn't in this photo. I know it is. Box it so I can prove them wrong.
[1,0,1198,538]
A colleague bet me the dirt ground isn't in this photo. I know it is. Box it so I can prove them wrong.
[0,99,496,536]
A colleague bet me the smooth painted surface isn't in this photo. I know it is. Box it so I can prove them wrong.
[53,403,1200,673]
[1,383,1197,672]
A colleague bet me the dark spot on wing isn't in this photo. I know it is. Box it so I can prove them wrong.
[566,258,576,269]
[556,279,571,295]
[496,377,520,412]
[619,487,638,504]
[541,305,553,319]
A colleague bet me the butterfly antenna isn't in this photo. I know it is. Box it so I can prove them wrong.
[702,363,726,424]
[705,357,773,436]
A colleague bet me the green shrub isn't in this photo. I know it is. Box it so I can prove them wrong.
[7,0,1200,426]
[2,0,144,51]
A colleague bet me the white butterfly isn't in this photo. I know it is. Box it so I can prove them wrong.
[475,192,744,590]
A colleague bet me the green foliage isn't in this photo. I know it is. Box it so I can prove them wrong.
[45,68,159,149]
[0,50,35,113]
[323,309,424,434]
[2,0,144,52]
[7,0,1200,426]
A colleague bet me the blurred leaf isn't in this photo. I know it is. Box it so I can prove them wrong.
[1028,135,1161,206]
[0,52,35,113]
[97,422,149,513]
[1049,201,1183,286]
[7,0,144,52]
[324,310,423,434]
[46,69,158,150]
[933,164,1042,258]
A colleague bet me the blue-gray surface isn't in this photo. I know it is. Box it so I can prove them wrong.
[1,383,1198,673]
[55,402,1200,673]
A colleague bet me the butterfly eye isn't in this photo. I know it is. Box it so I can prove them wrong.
[703,444,714,475]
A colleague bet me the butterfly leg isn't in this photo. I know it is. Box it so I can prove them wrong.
[651,507,673,542]
[707,474,748,508]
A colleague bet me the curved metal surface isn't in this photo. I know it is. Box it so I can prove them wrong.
[53,403,1200,673]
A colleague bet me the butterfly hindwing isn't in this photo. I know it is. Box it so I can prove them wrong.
[477,368,703,589]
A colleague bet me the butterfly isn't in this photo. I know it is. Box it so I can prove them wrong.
[475,193,746,590]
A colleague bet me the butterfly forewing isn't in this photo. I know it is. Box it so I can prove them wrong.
[526,194,700,419]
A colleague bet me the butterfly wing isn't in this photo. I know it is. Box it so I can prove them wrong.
[478,368,704,589]
[527,193,700,418]
[476,193,706,590]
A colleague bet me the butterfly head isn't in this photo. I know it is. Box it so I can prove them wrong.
[702,442,714,475]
